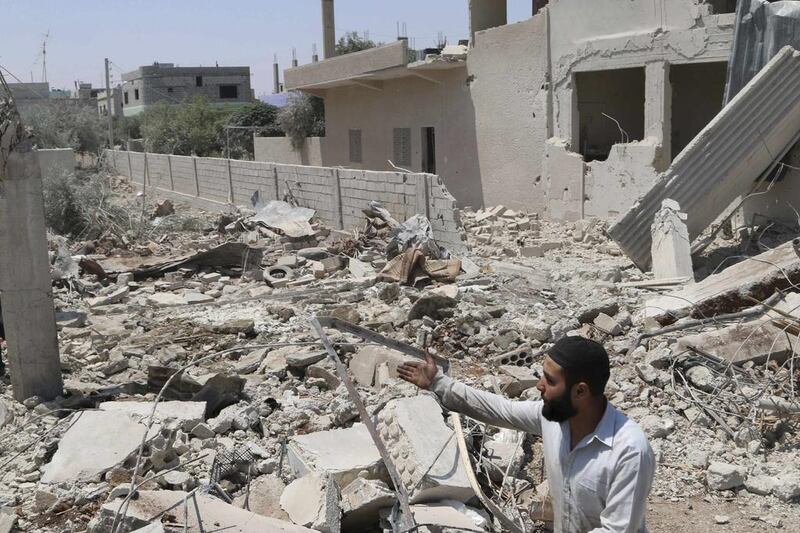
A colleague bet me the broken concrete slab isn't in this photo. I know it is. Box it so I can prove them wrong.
[146,292,187,308]
[646,239,800,323]
[94,490,316,532]
[675,319,800,366]
[86,286,129,308]
[408,501,489,532]
[377,395,474,503]
[98,400,206,431]
[348,345,416,388]
[498,365,539,397]
[285,349,326,368]
[340,478,396,531]
[609,46,800,270]
[42,410,160,484]
[407,294,456,321]
[287,423,385,487]
[650,199,693,281]
[280,473,341,533]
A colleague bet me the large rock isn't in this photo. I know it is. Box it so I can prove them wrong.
[377,395,474,503]
[280,473,340,533]
[92,490,315,532]
[287,424,384,487]
[42,410,160,484]
[98,400,206,431]
[706,462,746,491]
[774,470,800,501]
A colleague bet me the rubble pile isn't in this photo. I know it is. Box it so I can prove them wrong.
[1,182,800,531]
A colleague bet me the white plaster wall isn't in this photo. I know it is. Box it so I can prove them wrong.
[254,136,324,167]
[321,69,484,209]
[468,14,550,212]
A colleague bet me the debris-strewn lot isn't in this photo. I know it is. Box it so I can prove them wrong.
[1,173,799,532]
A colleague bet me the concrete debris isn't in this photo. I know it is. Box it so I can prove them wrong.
[287,424,384,487]
[340,478,396,530]
[41,410,160,484]
[646,238,800,323]
[250,200,316,238]
[92,490,316,532]
[377,395,473,503]
[5,165,800,532]
[609,46,800,270]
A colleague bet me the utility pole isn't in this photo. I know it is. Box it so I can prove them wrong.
[104,58,113,148]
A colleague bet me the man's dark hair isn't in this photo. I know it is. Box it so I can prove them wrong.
[547,336,610,397]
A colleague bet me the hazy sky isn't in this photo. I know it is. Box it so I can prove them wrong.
[0,0,533,96]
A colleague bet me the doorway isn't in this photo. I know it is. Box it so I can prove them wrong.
[421,127,436,173]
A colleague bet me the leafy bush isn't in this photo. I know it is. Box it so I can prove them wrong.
[278,92,325,149]
[217,101,283,159]
[20,100,106,154]
[335,32,378,55]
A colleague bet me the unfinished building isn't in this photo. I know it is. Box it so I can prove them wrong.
[256,0,795,227]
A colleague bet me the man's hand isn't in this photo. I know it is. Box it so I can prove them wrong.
[397,351,438,390]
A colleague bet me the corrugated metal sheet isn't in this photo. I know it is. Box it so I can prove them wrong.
[608,46,800,270]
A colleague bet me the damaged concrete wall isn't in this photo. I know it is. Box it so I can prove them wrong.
[320,69,484,210]
[106,150,466,252]
[467,13,550,213]
[254,136,325,167]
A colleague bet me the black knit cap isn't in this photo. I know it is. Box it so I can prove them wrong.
[547,336,610,394]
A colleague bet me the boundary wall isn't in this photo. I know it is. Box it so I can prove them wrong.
[105,150,466,253]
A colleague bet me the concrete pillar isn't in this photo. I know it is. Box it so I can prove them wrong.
[321,0,336,59]
[273,62,280,94]
[650,199,693,280]
[469,0,507,42]
[0,146,63,402]
[645,61,671,170]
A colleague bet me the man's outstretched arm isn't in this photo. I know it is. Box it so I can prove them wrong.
[398,353,543,435]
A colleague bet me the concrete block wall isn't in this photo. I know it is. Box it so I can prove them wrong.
[105,150,466,253]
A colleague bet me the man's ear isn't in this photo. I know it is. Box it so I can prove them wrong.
[573,381,590,400]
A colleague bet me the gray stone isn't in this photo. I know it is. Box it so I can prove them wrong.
[774,470,800,501]
[348,346,416,388]
[190,422,215,439]
[234,349,265,374]
[745,474,776,496]
[285,349,327,368]
[184,292,214,304]
[706,462,746,490]
[687,365,715,392]
[639,415,674,439]
[407,294,456,321]
[593,313,622,335]
[634,363,660,385]
[233,475,290,522]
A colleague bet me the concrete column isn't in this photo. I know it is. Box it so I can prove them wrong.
[0,147,63,402]
[645,61,671,170]
[650,199,693,280]
[321,0,336,59]
[469,0,507,42]
[273,62,280,94]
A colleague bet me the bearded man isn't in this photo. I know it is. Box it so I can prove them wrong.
[398,335,655,533]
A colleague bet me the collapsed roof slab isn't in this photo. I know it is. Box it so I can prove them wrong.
[608,46,800,270]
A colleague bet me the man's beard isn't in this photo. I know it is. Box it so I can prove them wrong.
[541,388,577,422]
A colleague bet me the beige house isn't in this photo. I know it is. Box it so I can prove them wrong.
[256,0,795,223]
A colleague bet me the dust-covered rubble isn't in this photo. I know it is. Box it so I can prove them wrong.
[1,182,800,532]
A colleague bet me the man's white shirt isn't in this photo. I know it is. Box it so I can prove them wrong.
[430,373,655,533]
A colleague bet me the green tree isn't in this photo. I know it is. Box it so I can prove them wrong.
[21,100,106,154]
[335,31,378,55]
[218,101,283,159]
[278,92,325,149]
[140,96,231,156]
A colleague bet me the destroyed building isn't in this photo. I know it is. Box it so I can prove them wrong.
[256,0,795,230]
[3,0,800,532]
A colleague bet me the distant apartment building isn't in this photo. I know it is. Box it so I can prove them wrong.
[97,87,123,117]
[120,62,253,116]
